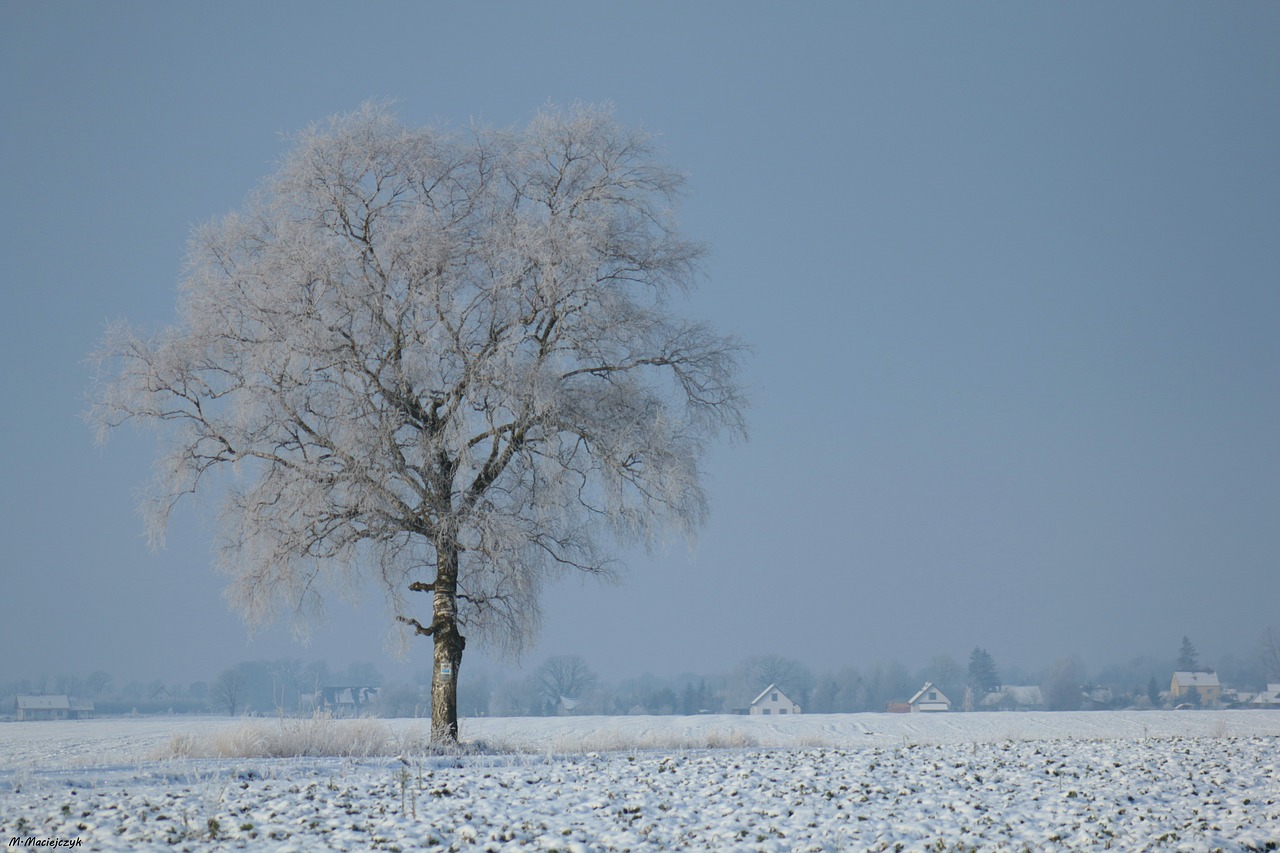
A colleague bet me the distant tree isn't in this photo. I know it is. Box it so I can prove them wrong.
[56,674,84,697]
[489,674,543,717]
[88,101,745,743]
[739,655,814,707]
[269,658,304,712]
[1147,675,1161,707]
[679,680,716,716]
[831,667,871,713]
[681,682,696,715]
[646,686,679,715]
[237,660,276,712]
[86,670,113,697]
[1214,652,1265,694]
[1260,626,1280,682]
[302,660,331,694]
[458,670,493,718]
[1177,636,1200,671]
[1041,657,1085,711]
[536,656,597,710]
[809,676,839,714]
[865,661,913,710]
[2,678,34,698]
[844,670,873,713]
[213,667,247,716]
[206,661,275,715]
[1095,655,1164,694]
[340,662,384,687]
[967,648,1000,696]
[376,684,427,718]
[923,654,964,700]
[603,672,681,715]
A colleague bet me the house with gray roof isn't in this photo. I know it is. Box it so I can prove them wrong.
[14,695,95,721]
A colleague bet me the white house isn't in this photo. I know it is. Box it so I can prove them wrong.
[749,684,801,715]
[907,682,951,712]
[1251,684,1280,709]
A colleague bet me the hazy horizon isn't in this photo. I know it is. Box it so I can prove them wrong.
[3,2,1276,691]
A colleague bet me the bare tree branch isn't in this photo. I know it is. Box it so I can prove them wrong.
[395,615,435,637]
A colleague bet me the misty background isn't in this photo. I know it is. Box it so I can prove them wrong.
[2,3,1277,697]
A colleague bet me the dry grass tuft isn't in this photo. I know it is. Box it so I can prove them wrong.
[152,716,843,760]
[153,713,415,760]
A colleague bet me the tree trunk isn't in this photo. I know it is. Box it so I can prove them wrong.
[430,541,465,743]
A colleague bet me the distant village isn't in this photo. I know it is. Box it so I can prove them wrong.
[7,633,1279,722]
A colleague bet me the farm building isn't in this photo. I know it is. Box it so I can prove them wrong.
[312,685,380,716]
[980,685,1045,712]
[14,695,95,721]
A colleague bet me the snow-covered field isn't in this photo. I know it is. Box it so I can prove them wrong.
[2,711,1278,851]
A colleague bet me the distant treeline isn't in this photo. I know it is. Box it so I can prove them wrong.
[5,629,1277,719]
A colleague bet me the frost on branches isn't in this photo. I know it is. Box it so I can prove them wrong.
[89,102,746,742]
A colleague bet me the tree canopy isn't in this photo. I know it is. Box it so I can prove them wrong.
[90,102,746,740]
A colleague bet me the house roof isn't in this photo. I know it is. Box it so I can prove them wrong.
[321,685,379,703]
[750,683,795,707]
[16,695,71,710]
[907,682,950,705]
[1172,671,1220,688]
[1250,684,1280,705]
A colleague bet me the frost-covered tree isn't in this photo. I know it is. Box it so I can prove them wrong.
[89,102,746,742]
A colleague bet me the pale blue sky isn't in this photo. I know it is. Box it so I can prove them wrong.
[2,1,1277,686]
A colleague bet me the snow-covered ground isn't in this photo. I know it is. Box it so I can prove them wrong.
[2,711,1278,851]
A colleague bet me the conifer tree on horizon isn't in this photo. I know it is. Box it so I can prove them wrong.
[967,647,1000,696]
[1177,636,1200,671]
